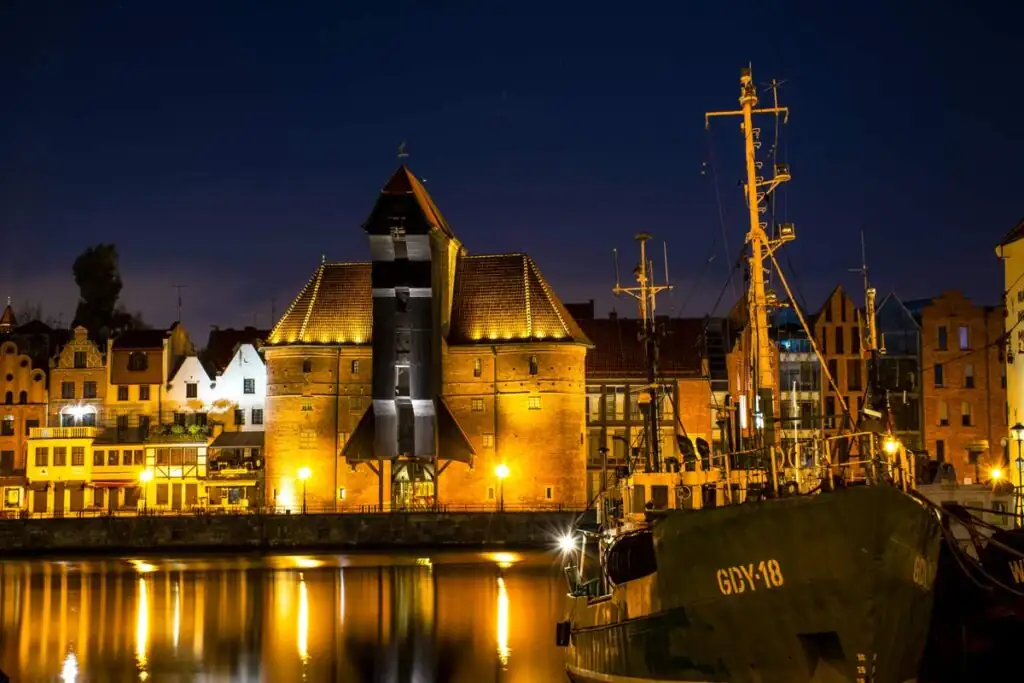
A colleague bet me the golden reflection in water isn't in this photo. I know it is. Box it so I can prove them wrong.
[136,576,149,680]
[298,574,309,663]
[497,575,510,666]
[0,553,568,683]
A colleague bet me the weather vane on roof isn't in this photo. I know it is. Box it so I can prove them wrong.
[397,141,408,160]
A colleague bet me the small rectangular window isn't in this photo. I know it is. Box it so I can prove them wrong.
[53,447,67,467]
[528,396,541,410]
[473,358,482,378]
[83,381,97,399]
[936,439,945,462]
[34,447,48,467]
[482,433,495,448]
[934,364,944,387]
[73,351,87,369]
[61,381,75,399]
[958,325,970,350]
[93,450,104,466]
[243,378,255,395]
[961,402,972,427]
[186,382,198,399]
[108,450,119,466]
[71,447,84,467]
[835,327,844,355]
[350,360,360,375]
[139,385,150,401]
[251,408,264,425]
[938,401,949,426]
[937,326,948,351]
[117,386,129,401]
[964,363,975,389]
[545,486,554,500]
[234,409,245,426]
[471,398,485,412]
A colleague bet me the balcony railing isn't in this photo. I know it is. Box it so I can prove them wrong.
[29,427,98,440]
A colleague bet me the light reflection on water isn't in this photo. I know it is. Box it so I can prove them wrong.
[0,551,568,682]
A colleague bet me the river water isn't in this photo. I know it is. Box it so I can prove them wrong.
[0,551,569,683]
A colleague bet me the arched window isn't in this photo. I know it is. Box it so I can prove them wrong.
[529,356,538,376]
[18,391,27,404]
[3,392,11,405]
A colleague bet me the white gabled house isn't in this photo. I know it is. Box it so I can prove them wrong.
[166,356,217,424]
[214,343,266,431]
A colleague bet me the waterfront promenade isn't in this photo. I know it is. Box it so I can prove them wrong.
[0,505,581,557]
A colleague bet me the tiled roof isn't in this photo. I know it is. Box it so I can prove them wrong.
[577,316,705,378]
[267,263,372,345]
[0,304,16,330]
[268,254,589,346]
[112,329,170,349]
[203,327,268,373]
[447,253,590,345]
[377,165,456,240]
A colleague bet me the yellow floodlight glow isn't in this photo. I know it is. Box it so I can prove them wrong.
[495,464,510,480]
[297,467,312,481]
[990,467,1004,482]
[883,436,900,455]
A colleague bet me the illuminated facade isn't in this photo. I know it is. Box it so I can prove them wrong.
[105,325,194,434]
[265,165,590,511]
[0,337,48,511]
[998,221,1024,496]
[49,326,107,428]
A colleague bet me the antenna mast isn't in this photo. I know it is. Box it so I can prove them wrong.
[706,66,792,450]
[173,285,187,323]
[613,233,673,472]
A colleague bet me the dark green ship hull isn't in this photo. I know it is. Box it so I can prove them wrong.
[565,485,942,683]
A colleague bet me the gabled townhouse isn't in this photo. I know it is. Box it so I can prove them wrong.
[49,326,106,428]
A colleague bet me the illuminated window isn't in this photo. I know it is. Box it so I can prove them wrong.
[958,325,970,350]
[72,447,84,467]
[482,433,494,448]
[529,356,538,375]
[302,400,313,412]
[53,447,67,467]
[351,360,360,375]
[963,363,974,389]
[528,396,541,411]
[473,358,482,378]
[34,447,48,467]
[938,401,948,426]
[471,398,485,412]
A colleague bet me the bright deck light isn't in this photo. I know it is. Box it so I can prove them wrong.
[558,533,578,553]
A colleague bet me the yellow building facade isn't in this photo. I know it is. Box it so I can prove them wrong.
[264,166,590,511]
[49,326,107,427]
[0,336,48,512]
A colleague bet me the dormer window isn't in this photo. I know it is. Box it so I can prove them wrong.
[128,352,148,372]
[390,226,407,241]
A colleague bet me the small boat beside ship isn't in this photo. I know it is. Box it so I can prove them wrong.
[554,67,944,683]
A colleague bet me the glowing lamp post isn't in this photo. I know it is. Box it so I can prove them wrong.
[495,464,509,512]
[1012,423,1024,529]
[298,467,312,514]
[139,469,154,514]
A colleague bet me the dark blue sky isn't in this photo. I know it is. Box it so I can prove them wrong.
[2,1,1021,340]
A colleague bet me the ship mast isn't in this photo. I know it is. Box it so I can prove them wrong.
[614,233,672,473]
[706,67,792,454]
[851,233,892,435]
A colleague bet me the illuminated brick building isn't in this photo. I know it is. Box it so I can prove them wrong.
[264,166,591,511]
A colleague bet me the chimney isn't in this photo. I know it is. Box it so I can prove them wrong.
[609,310,618,321]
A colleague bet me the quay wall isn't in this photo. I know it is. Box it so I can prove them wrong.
[0,512,578,558]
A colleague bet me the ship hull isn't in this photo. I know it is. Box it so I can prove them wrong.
[564,485,941,683]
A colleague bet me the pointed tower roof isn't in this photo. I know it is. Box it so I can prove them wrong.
[0,299,16,333]
[372,165,457,240]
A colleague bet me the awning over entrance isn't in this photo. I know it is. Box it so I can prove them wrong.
[209,431,265,449]
[342,398,475,464]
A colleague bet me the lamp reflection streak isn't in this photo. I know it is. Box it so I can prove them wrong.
[136,577,150,678]
[173,580,181,650]
[298,576,309,663]
[497,576,510,665]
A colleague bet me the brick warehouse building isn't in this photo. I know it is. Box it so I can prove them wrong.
[263,166,591,511]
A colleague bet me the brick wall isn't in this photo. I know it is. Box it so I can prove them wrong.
[920,292,1006,481]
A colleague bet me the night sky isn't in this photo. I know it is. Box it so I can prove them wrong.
[2,1,1021,341]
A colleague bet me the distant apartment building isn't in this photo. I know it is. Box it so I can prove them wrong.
[918,292,1006,482]
[875,294,925,450]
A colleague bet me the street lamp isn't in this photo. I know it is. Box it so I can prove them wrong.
[1011,423,1024,528]
[495,464,509,512]
[297,467,311,514]
[139,469,154,514]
